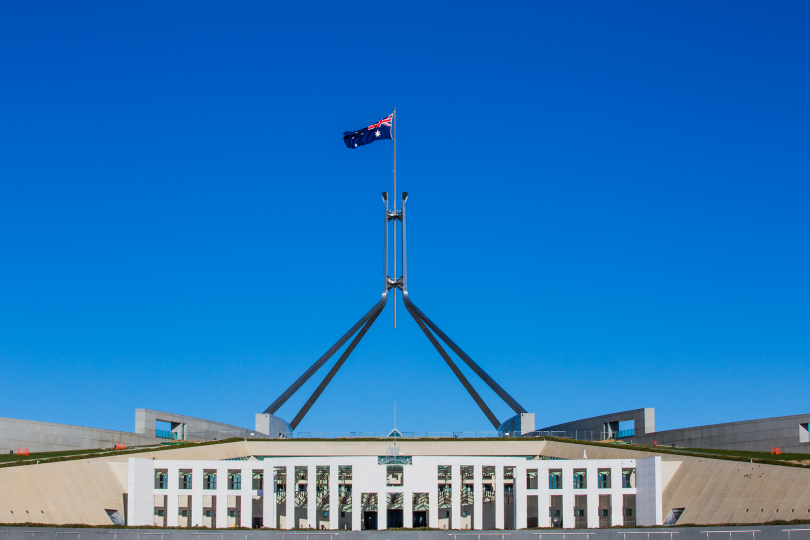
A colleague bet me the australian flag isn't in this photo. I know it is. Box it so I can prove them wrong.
[343,113,393,148]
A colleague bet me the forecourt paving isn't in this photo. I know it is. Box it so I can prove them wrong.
[0,525,807,540]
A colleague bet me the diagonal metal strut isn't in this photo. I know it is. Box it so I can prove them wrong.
[264,192,393,417]
[407,299,527,415]
[264,191,526,432]
[402,298,501,429]
[289,291,388,429]
[263,298,384,416]
[399,191,527,424]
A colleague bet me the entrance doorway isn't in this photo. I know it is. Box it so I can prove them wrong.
[413,511,427,527]
[363,511,378,530]
[387,509,403,528]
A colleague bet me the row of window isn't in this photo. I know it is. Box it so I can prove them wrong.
[156,471,256,490]
[546,470,634,490]
[155,467,636,491]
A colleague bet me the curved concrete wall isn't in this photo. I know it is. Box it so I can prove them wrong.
[255,413,293,438]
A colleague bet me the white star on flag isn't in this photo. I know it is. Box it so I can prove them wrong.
[375,130,381,137]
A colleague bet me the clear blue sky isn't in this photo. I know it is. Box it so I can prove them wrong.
[1,2,808,436]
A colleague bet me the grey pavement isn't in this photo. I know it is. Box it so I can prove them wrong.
[2,525,810,540]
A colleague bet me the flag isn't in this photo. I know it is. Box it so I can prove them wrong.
[343,113,393,148]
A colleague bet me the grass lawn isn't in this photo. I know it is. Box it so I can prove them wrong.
[0,446,157,463]
[662,446,808,462]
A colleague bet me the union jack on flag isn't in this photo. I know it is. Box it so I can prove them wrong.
[343,112,393,148]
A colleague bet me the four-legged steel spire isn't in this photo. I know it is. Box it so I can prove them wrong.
[264,193,526,430]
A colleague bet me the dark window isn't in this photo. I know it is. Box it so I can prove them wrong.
[179,472,192,490]
[204,472,217,490]
[155,471,168,489]
[228,471,242,490]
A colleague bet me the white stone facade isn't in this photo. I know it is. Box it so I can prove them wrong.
[127,455,662,529]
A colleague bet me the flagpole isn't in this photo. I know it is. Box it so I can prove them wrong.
[393,107,397,329]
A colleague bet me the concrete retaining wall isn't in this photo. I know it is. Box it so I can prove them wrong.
[534,409,810,454]
[135,410,258,441]
[631,412,810,453]
[0,409,261,454]
[0,416,160,454]
[534,408,655,440]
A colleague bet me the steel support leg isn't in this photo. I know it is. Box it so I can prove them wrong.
[399,191,526,427]
[402,296,501,429]
[265,192,393,417]
[263,298,386,415]
[406,299,527,415]
[289,291,388,429]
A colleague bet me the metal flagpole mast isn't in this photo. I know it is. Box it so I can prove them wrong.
[391,107,397,329]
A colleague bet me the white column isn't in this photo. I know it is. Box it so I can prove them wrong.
[307,464,316,529]
[351,486,361,531]
[216,467,227,529]
[191,466,204,527]
[515,462,527,529]
[382,457,392,530]
[429,471,439,529]
[563,465,575,529]
[611,466,623,527]
[264,465,274,530]
[167,466,179,527]
[404,490,413,529]
[636,457,661,526]
[495,462,504,529]
[473,463,483,530]
[586,465,598,528]
[329,465,339,530]
[286,465,295,529]
[537,465,550,528]
[378,491,387,531]
[241,466,253,528]
[451,463,461,530]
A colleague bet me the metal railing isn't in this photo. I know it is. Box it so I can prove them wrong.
[295,431,507,438]
[620,532,678,540]
[700,531,759,540]
[172,427,643,441]
[292,430,601,439]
